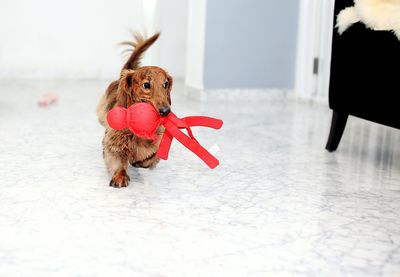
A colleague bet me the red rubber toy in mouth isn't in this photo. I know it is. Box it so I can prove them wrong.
[107,103,223,169]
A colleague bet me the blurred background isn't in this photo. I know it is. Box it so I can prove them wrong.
[0,0,323,94]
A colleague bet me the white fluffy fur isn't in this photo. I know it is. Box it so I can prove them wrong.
[336,0,400,39]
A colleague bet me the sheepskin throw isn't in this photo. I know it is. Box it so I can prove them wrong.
[336,0,400,39]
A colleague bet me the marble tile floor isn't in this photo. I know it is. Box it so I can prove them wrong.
[0,79,400,277]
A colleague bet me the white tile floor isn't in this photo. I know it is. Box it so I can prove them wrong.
[0,80,400,277]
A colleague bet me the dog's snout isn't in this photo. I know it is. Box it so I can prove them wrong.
[159,106,171,117]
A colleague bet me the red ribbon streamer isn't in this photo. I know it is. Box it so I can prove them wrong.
[159,113,223,169]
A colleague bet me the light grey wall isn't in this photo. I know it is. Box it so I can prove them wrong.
[203,0,299,89]
[154,0,188,79]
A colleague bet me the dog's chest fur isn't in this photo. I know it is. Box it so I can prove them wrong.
[103,127,163,162]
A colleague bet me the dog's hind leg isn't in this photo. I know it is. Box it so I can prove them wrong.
[104,149,130,188]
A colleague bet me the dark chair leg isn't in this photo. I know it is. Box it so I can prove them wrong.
[325,111,348,152]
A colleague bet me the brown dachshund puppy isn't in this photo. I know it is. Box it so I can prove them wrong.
[96,33,173,188]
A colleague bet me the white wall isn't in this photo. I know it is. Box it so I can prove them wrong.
[295,0,335,103]
[153,0,188,79]
[0,0,187,79]
[184,0,207,89]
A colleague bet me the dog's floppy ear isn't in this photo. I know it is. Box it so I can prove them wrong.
[117,70,135,107]
[166,74,173,104]
[166,74,173,92]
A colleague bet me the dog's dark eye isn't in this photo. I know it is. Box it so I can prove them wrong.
[143,82,151,89]
[163,81,169,90]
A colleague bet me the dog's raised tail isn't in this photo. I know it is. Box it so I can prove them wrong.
[121,32,160,72]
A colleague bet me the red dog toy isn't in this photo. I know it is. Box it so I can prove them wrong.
[106,103,223,169]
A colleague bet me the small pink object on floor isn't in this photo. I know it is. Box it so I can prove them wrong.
[38,92,58,107]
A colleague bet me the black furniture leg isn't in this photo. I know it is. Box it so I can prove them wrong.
[325,111,348,152]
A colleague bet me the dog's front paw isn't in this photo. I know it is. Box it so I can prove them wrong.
[109,170,130,188]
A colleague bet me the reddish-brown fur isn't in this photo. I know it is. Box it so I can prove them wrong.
[96,33,173,188]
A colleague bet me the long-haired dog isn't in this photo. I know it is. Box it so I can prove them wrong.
[96,33,173,188]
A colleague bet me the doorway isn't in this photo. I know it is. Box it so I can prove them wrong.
[295,0,336,103]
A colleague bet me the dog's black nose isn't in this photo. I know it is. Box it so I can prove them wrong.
[159,106,171,117]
